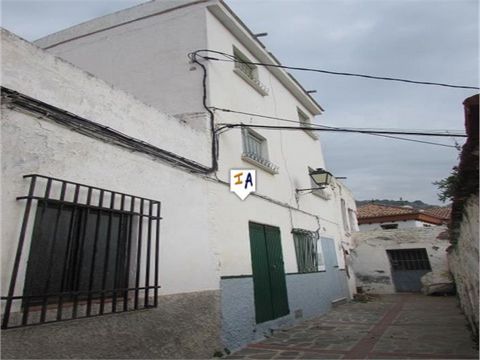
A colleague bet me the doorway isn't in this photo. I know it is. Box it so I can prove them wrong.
[387,248,432,292]
[249,222,289,323]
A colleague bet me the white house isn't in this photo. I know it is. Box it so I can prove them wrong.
[1,0,358,357]
[1,28,220,358]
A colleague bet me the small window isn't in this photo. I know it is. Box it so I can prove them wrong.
[292,229,324,272]
[233,46,268,96]
[242,128,278,174]
[381,223,398,230]
[233,47,258,80]
[297,108,318,140]
[308,166,331,200]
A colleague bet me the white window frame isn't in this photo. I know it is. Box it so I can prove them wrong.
[242,128,278,174]
[297,108,318,140]
[232,46,268,96]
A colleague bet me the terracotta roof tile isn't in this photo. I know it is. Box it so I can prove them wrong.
[357,204,417,219]
[424,206,451,220]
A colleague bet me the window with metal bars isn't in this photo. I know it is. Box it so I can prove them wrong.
[233,46,258,81]
[241,128,279,174]
[292,229,323,273]
[386,248,432,271]
[1,174,162,329]
[232,46,269,96]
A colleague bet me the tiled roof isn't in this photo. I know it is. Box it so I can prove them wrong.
[357,204,417,219]
[424,207,452,220]
[357,203,451,225]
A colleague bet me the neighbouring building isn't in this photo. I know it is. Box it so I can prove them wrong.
[1,0,358,357]
[447,94,479,338]
[357,203,450,231]
[351,226,451,294]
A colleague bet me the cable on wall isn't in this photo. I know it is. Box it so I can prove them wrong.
[1,87,213,174]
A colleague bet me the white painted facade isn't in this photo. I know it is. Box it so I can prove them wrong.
[1,0,359,353]
[351,227,450,293]
[34,0,358,280]
[1,29,218,313]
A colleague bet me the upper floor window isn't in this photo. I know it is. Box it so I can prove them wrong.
[297,108,318,140]
[233,46,268,96]
[242,128,278,174]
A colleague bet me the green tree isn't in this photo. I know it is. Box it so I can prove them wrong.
[433,166,460,203]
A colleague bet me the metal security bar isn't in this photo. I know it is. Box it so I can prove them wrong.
[1,174,162,329]
[386,248,431,271]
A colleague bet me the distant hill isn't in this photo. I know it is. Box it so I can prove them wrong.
[356,199,439,210]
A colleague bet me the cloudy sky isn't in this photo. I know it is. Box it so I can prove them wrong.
[2,0,478,205]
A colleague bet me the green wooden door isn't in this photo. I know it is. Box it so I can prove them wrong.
[249,222,289,323]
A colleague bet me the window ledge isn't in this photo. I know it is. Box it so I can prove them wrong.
[234,68,269,96]
[242,153,279,174]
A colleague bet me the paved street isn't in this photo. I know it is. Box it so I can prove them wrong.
[227,294,478,359]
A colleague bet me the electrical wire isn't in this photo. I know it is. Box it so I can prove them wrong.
[211,107,465,136]
[193,50,479,90]
[216,123,466,137]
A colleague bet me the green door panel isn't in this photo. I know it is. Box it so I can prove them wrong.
[249,223,274,323]
[249,222,289,324]
[264,226,290,318]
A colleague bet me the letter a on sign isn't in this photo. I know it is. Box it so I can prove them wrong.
[230,169,256,200]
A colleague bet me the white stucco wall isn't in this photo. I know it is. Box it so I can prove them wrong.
[35,0,209,121]
[351,227,450,293]
[1,30,219,313]
[31,0,358,291]
[203,9,354,277]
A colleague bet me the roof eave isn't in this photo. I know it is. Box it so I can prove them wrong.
[209,1,324,115]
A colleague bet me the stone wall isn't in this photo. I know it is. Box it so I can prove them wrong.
[447,94,479,338]
[1,290,221,359]
[448,195,479,338]
[351,227,450,293]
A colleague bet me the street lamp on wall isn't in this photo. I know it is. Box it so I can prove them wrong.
[296,168,334,193]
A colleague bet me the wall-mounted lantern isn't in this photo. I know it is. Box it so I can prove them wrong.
[296,168,334,193]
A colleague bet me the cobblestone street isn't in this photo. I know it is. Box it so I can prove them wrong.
[227,294,478,359]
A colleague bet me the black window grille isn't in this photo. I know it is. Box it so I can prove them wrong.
[1,174,162,329]
[386,248,432,271]
[292,229,319,273]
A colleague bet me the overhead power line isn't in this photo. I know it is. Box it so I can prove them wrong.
[212,107,466,137]
[211,107,465,136]
[211,107,465,148]
[192,50,479,90]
